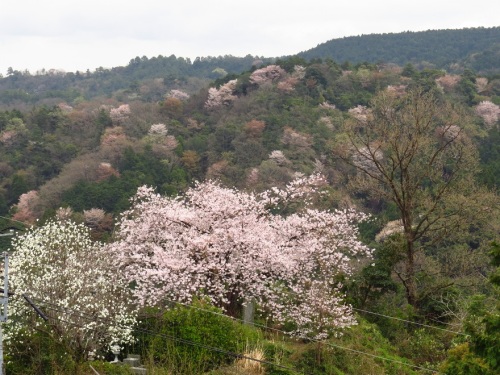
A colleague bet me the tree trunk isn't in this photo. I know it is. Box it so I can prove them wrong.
[405,240,417,307]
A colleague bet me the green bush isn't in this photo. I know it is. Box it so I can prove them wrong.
[439,343,493,375]
[88,361,134,374]
[5,329,77,375]
[134,299,262,374]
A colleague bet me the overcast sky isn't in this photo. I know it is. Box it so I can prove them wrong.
[1,0,499,75]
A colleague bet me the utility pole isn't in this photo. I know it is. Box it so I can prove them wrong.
[0,230,13,375]
[0,251,10,375]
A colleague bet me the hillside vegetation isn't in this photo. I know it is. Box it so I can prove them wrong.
[298,27,500,74]
[0,28,499,374]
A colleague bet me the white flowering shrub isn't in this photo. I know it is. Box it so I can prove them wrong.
[6,220,137,362]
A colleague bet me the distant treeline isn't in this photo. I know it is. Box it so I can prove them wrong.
[298,27,500,73]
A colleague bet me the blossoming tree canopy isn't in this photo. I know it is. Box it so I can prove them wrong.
[109,175,372,338]
[6,220,137,361]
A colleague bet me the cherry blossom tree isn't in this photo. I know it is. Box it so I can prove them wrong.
[249,65,287,86]
[204,80,238,109]
[108,176,371,338]
[475,100,500,129]
[12,190,40,224]
[109,104,131,124]
[6,220,137,362]
[144,123,179,157]
[281,127,312,148]
[348,105,372,124]
[167,89,190,101]
[95,162,120,182]
[148,123,169,136]
[435,74,460,92]
[268,150,289,166]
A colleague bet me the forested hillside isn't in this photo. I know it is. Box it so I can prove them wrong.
[298,27,500,74]
[2,27,499,108]
[0,32,499,374]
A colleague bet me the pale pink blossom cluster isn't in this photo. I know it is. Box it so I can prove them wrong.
[277,78,298,92]
[281,127,312,148]
[348,105,372,124]
[204,80,238,109]
[145,123,178,153]
[292,65,306,79]
[55,206,74,221]
[167,89,190,101]
[268,150,289,166]
[319,102,336,110]
[96,162,120,181]
[186,118,205,130]
[83,208,106,228]
[108,176,371,338]
[148,123,169,136]
[12,190,40,224]
[109,104,131,124]
[163,135,179,151]
[375,220,404,242]
[475,77,488,93]
[0,130,17,144]
[57,103,73,113]
[435,124,462,142]
[352,145,383,175]
[386,85,407,97]
[249,65,287,86]
[317,116,334,130]
[475,101,500,128]
[274,64,305,92]
[246,167,260,186]
[101,127,127,147]
[435,75,460,92]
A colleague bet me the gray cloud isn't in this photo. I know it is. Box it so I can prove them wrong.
[1,0,499,74]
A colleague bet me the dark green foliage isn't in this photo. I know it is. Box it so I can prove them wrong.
[349,250,400,308]
[88,362,134,374]
[295,320,417,375]
[478,127,500,188]
[440,343,492,375]
[0,32,498,374]
[299,27,500,73]
[441,242,500,373]
[62,148,187,213]
[457,69,478,105]
[466,242,500,371]
[5,329,77,375]
[135,300,262,374]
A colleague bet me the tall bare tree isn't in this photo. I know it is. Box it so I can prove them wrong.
[340,88,493,307]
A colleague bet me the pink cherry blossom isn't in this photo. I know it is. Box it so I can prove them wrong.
[108,176,371,338]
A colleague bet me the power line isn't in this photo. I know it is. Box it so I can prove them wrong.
[114,267,468,336]
[156,297,441,374]
[23,297,308,375]
[351,307,467,336]
[28,295,440,374]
